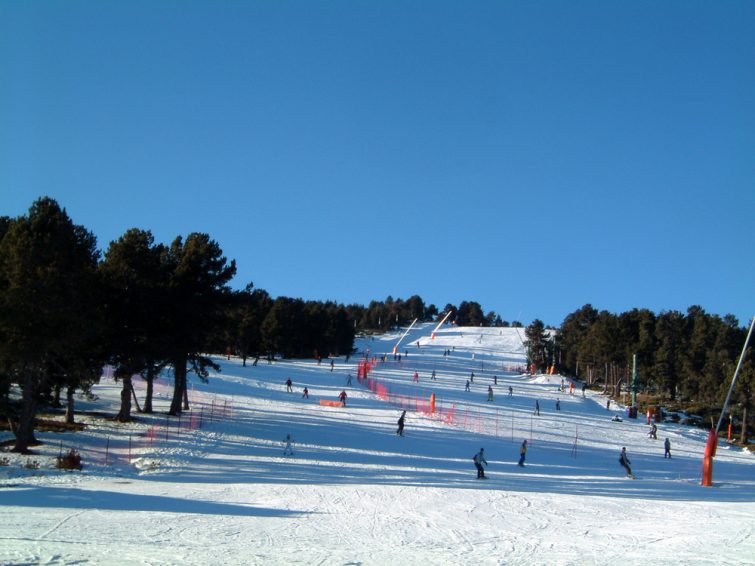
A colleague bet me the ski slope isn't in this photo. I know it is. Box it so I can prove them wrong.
[2,324,754,565]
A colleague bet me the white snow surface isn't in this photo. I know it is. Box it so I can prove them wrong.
[2,324,754,565]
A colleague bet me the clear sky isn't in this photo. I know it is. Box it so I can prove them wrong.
[2,1,753,327]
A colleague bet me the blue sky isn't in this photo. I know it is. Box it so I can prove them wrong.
[2,1,753,327]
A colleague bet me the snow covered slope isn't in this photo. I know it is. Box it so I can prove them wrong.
[2,324,754,565]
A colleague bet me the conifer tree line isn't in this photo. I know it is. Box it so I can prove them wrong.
[540,305,754,442]
[0,198,508,452]
[1,198,752,452]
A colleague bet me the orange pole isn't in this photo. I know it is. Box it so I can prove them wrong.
[701,429,718,487]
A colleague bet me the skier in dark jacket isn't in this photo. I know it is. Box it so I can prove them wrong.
[619,447,633,477]
[664,438,672,458]
[397,411,406,436]
[648,424,658,439]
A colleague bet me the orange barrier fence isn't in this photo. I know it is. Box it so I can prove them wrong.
[54,372,235,468]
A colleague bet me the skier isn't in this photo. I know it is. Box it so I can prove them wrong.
[473,448,488,479]
[431,370,436,380]
[508,386,513,396]
[283,434,294,456]
[487,385,494,402]
[534,400,540,416]
[648,424,657,439]
[285,378,293,393]
[606,399,611,411]
[619,447,633,478]
[493,375,498,385]
[397,410,406,436]
[330,359,334,372]
[465,380,470,392]
[581,383,587,397]
[470,372,474,383]
[302,387,309,399]
[518,439,527,467]
[664,438,672,459]
[413,371,419,383]
[339,390,347,406]
[346,373,353,386]
[556,399,561,411]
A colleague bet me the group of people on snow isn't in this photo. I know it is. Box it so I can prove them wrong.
[471,439,527,479]
[283,376,351,406]
[280,355,677,482]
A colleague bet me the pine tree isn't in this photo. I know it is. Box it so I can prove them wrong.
[525,319,550,371]
[653,311,685,400]
[0,198,100,452]
[163,233,236,415]
[100,228,171,420]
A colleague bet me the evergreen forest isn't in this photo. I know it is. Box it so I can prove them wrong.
[1,198,752,452]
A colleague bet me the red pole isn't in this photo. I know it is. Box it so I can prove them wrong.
[701,429,718,486]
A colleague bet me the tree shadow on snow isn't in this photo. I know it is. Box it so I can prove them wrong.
[0,485,312,518]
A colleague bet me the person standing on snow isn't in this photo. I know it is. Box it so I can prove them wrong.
[338,390,347,406]
[473,448,488,479]
[648,424,658,439]
[302,387,309,399]
[487,385,494,401]
[619,447,633,477]
[534,400,540,416]
[518,439,528,467]
[664,438,672,458]
[283,434,294,456]
[465,380,471,392]
[285,378,293,393]
[397,410,406,436]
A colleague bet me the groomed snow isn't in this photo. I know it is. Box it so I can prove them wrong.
[2,324,754,565]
